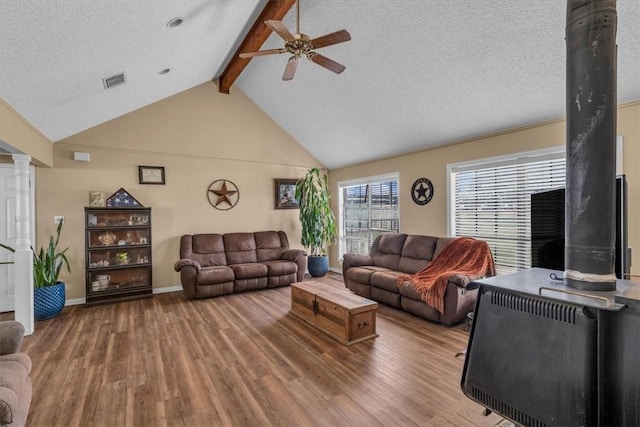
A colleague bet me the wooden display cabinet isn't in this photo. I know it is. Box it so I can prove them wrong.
[85,207,152,306]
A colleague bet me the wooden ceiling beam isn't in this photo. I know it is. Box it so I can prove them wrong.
[217,0,296,94]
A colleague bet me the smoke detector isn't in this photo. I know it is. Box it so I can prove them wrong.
[102,72,126,89]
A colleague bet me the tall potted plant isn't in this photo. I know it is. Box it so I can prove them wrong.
[295,168,337,277]
[0,220,70,320]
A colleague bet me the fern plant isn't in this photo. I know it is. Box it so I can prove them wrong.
[294,168,337,256]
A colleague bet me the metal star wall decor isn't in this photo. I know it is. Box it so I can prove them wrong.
[411,178,433,205]
[207,179,239,210]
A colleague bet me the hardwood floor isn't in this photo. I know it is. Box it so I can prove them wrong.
[8,276,506,426]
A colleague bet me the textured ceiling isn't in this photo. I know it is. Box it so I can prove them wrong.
[1,1,639,170]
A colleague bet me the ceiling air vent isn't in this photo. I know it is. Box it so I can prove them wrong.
[102,72,126,89]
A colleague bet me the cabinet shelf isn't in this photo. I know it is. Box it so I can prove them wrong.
[85,207,153,306]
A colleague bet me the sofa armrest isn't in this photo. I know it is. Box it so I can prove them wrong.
[0,386,18,426]
[0,321,25,356]
[0,353,32,375]
[448,274,488,289]
[282,249,307,282]
[281,249,306,262]
[174,259,202,273]
[342,253,374,276]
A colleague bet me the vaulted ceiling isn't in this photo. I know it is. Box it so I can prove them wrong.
[1,1,638,169]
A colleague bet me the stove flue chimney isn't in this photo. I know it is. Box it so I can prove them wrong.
[565,0,617,291]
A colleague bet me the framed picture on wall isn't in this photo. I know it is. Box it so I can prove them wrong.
[138,166,165,185]
[274,179,299,209]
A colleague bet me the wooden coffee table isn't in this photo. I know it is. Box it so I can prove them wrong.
[290,281,378,345]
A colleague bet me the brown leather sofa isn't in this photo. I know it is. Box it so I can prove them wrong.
[0,321,32,427]
[343,233,489,325]
[174,231,306,300]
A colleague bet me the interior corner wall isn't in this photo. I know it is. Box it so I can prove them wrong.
[0,97,53,166]
[328,102,640,277]
[35,83,322,300]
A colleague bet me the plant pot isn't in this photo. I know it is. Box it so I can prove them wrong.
[34,282,66,321]
[308,255,329,277]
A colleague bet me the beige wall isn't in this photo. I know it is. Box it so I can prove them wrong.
[35,83,322,300]
[0,97,53,166]
[329,102,640,277]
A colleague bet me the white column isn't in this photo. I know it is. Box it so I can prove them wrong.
[11,154,34,335]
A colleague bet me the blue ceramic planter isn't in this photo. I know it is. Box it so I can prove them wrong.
[34,282,65,321]
[308,255,329,277]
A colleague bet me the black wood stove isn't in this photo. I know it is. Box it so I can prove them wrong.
[461,268,640,426]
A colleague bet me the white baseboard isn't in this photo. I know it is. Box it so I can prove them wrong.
[153,285,182,294]
[64,285,182,306]
[329,267,342,274]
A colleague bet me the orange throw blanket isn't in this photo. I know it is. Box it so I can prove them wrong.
[396,237,495,314]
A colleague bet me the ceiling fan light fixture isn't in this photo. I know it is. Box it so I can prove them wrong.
[166,17,183,28]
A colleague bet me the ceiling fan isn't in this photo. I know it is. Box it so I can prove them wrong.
[239,0,351,81]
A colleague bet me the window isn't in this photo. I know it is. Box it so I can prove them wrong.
[338,173,399,258]
[448,148,565,274]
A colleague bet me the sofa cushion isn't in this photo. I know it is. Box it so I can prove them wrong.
[255,231,286,262]
[230,263,268,279]
[397,235,437,273]
[346,266,390,285]
[261,260,297,276]
[224,233,258,265]
[370,270,403,293]
[197,266,235,284]
[370,233,407,270]
[181,234,227,267]
[397,281,422,300]
[434,237,456,258]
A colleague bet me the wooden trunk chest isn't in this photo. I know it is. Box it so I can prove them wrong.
[290,281,378,345]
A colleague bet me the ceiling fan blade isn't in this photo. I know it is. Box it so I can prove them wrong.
[282,57,299,81]
[309,53,346,74]
[265,20,295,42]
[310,30,351,49]
[239,48,285,59]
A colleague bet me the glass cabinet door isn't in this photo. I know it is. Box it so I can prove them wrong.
[87,211,150,228]
[88,228,150,248]
[88,268,150,293]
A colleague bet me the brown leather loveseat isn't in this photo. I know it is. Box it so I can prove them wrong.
[174,231,306,300]
[343,233,493,325]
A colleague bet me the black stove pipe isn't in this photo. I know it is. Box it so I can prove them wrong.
[565,0,617,291]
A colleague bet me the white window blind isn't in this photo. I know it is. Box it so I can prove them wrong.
[339,174,399,258]
[449,149,565,274]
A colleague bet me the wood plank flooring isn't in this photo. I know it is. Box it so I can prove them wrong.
[5,276,506,426]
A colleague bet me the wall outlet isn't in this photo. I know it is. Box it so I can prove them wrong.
[54,216,64,224]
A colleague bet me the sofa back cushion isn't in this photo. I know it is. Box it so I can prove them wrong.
[255,231,289,262]
[370,233,407,270]
[180,234,227,266]
[434,237,456,258]
[224,232,257,265]
[397,235,438,273]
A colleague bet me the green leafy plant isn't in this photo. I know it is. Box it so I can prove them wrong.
[0,220,70,287]
[295,168,337,256]
[0,242,14,265]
